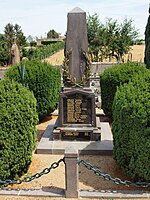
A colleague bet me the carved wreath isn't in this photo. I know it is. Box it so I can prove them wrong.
[62,49,91,87]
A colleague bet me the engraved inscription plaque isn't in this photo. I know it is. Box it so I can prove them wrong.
[62,132,90,140]
[63,93,92,124]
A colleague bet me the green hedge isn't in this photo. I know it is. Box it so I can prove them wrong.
[41,40,62,45]
[100,62,148,116]
[5,60,61,120]
[22,41,64,60]
[0,79,38,180]
[112,77,150,181]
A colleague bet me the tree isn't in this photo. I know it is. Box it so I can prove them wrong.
[47,29,59,39]
[4,23,14,65]
[103,18,119,61]
[4,23,26,65]
[87,14,139,62]
[144,10,150,69]
[0,34,8,65]
[87,14,105,61]
[115,19,139,62]
[14,24,26,48]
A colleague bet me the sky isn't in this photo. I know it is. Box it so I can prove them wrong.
[0,0,149,39]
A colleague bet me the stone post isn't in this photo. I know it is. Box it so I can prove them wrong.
[64,146,79,198]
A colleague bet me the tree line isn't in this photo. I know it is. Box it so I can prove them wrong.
[0,14,144,66]
[87,14,139,62]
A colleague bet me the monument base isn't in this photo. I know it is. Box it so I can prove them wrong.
[53,117,101,141]
[53,87,101,141]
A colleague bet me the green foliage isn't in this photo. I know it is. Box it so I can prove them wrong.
[87,14,139,62]
[100,62,148,115]
[3,23,26,65]
[144,14,150,69]
[133,39,144,45]
[87,13,105,62]
[30,41,37,47]
[114,18,138,62]
[0,79,38,180]
[41,40,62,45]
[22,41,64,60]
[13,24,26,47]
[47,29,59,39]
[0,34,8,66]
[5,60,61,120]
[112,77,150,181]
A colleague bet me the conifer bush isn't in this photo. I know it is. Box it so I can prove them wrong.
[5,60,61,120]
[0,79,38,180]
[112,77,150,181]
[100,62,148,116]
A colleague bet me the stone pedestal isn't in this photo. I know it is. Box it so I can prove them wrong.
[53,88,101,141]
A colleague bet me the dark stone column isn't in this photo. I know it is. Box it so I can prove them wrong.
[64,7,88,86]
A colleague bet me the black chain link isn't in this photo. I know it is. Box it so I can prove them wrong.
[78,158,150,187]
[0,158,64,187]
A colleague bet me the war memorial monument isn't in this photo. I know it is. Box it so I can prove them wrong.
[37,7,112,154]
[53,7,101,141]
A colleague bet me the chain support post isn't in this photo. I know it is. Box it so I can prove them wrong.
[64,146,79,198]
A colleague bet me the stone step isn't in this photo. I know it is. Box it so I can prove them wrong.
[36,118,113,155]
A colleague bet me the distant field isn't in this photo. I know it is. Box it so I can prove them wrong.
[129,44,145,62]
[44,49,64,65]
[45,45,145,65]
[0,45,145,68]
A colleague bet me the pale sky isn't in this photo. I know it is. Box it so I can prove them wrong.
[0,0,149,39]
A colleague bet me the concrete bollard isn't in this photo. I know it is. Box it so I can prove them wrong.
[64,146,79,198]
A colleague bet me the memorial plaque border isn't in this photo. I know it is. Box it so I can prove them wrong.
[58,89,96,127]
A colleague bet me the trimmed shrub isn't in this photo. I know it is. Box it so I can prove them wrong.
[0,79,38,180]
[41,40,62,45]
[112,77,150,181]
[5,60,61,120]
[100,62,148,116]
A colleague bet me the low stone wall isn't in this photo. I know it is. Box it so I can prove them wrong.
[91,62,117,75]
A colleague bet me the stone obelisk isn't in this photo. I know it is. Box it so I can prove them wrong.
[64,7,89,87]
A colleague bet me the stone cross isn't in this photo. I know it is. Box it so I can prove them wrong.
[64,7,88,86]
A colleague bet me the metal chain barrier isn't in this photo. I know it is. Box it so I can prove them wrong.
[78,158,150,188]
[0,158,64,188]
